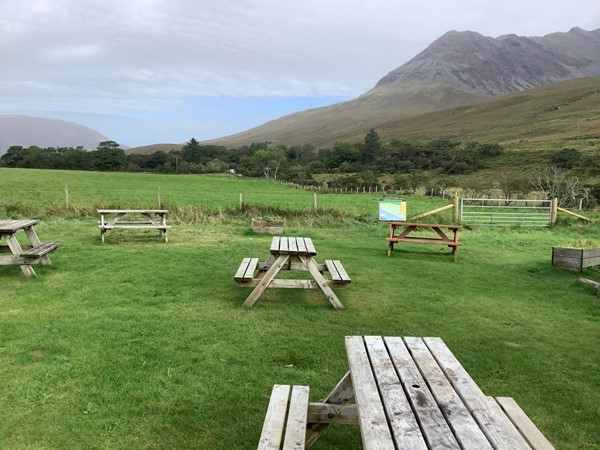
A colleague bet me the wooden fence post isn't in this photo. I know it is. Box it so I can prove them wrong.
[64,185,69,209]
[313,192,317,211]
[239,192,243,209]
[551,197,558,225]
[453,194,459,223]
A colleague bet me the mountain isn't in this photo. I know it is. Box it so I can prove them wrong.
[0,115,112,155]
[206,27,600,148]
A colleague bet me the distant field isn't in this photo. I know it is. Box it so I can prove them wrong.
[0,168,453,220]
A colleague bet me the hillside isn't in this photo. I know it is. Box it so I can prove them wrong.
[0,115,112,155]
[207,27,600,148]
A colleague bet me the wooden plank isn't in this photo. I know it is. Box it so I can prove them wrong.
[283,385,309,450]
[3,233,36,276]
[288,237,298,254]
[20,242,61,257]
[307,403,358,424]
[423,337,532,449]
[99,225,171,229]
[332,260,351,282]
[270,237,281,254]
[384,337,461,450]
[403,337,493,450]
[300,256,344,309]
[0,220,39,232]
[244,258,259,280]
[280,237,289,254]
[243,254,289,308]
[325,260,342,282]
[390,222,462,229]
[556,206,590,221]
[388,237,460,246]
[364,336,428,450]
[296,238,308,255]
[258,384,290,450]
[345,336,396,450]
[97,209,168,213]
[304,238,317,256]
[495,397,555,450]
[235,258,251,281]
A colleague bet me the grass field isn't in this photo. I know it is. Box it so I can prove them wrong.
[1,169,599,449]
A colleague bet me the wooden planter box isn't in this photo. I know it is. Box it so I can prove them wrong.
[552,247,600,272]
[251,219,284,234]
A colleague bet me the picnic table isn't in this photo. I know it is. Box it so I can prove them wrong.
[235,236,350,309]
[387,221,462,261]
[258,336,555,449]
[0,220,61,277]
[97,209,170,243]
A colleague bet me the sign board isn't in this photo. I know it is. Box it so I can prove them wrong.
[379,198,406,221]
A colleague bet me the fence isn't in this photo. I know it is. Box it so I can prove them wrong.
[460,198,552,227]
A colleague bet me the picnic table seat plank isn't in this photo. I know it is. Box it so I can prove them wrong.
[383,336,461,450]
[20,241,61,258]
[283,385,309,450]
[325,260,351,284]
[0,220,39,232]
[304,238,317,256]
[235,258,259,282]
[423,337,532,449]
[403,337,494,449]
[494,397,555,450]
[258,384,290,450]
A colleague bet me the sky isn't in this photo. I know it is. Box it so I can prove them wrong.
[1,0,599,148]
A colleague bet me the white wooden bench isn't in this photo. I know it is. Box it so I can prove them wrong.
[257,385,309,450]
[97,209,170,243]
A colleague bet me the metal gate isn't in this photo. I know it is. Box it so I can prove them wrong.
[460,198,552,227]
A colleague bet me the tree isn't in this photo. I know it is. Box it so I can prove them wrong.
[181,138,203,163]
[93,141,126,171]
[550,148,581,169]
[362,128,383,164]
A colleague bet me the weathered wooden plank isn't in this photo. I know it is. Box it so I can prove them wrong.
[296,237,308,255]
[283,385,309,450]
[243,255,290,308]
[494,397,555,450]
[235,258,252,281]
[325,260,341,282]
[270,237,281,254]
[364,336,428,450]
[300,256,344,309]
[423,337,532,449]
[244,258,259,280]
[389,222,462,229]
[279,237,289,254]
[304,238,317,256]
[385,337,460,449]
[332,260,351,282]
[97,209,168,213]
[345,336,395,450]
[307,403,358,424]
[20,242,61,258]
[403,336,493,450]
[387,237,460,246]
[99,225,171,229]
[257,384,290,450]
[288,237,298,254]
[0,220,39,232]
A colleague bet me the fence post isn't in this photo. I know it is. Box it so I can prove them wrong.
[313,192,317,211]
[551,197,558,225]
[64,185,69,209]
[453,194,459,223]
[239,192,243,209]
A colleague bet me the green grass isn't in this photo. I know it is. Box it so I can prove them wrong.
[1,169,599,449]
[0,218,599,449]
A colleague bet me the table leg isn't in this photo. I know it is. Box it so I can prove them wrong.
[5,234,36,277]
[305,371,354,448]
[242,254,289,308]
[299,256,344,309]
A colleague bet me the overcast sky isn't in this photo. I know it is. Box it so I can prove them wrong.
[1,0,599,147]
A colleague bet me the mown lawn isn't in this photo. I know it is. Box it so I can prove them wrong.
[1,217,598,449]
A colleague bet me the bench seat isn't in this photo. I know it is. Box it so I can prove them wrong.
[99,225,170,230]
[258,384,309,450]
[324,260,351,284]
[235,258,259,282]
[20,242,61,258]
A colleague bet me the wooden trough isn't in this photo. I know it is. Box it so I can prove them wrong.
[552,247,600,272]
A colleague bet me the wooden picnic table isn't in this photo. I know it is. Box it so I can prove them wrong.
[258,336,555,449]
[0,220,61,277]
[97,209,170,243]
[387,221,462,261]
[235,236,350,309]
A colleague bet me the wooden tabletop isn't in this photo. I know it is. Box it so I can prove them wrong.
[97,209,168,214]
[0,220,40,233]
[389,222,462,230]
[270,236,317,256]
[345,336,532,450]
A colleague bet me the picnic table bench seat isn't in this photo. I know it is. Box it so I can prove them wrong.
[324,259,351,284]
[20,241,62,258]
[258,385,310,450]
[234,257,259,282]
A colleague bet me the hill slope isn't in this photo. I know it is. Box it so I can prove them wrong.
[0,115,112,155]
[207,27,600,148]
